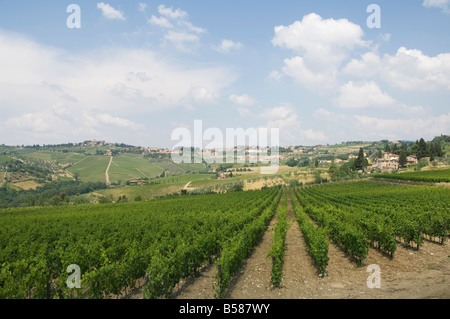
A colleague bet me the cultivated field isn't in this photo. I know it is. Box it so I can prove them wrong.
[1,180,448,299]
[107,155,163,184]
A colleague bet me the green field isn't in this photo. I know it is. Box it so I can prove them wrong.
[0,155,16,164]
[0,188,280,299]
[374,168,450,183]
[65,155,168,184]
[67,156,110,183]
[23,151,88,164]
[1,179,449,299]
[296,181,450,263]
[107,155,164,183]
[95,173,215,200]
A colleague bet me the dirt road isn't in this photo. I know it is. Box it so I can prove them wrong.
[105,156,112,185]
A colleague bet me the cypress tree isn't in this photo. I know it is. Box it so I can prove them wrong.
[355,147,365,171]
[417,138,427,160]
[399,150,408,168]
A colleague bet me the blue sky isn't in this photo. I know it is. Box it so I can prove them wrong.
[0,0,449,147]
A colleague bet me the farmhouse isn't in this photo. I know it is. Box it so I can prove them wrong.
[218,172,228,179]
[372,152,399,170]
[407,155,418,165]
[372,152,418,171]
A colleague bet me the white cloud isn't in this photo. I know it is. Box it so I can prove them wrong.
[97,2,125,20]
[237,107,252,117]
[344,47,450,91]
[158,4,187,19]
[0,30,235,144]
[96,113,143,129]
[336,81,396,108]
[149,15,173,28]
[272,13,367,56]
[229,94,256,106]
[423,0,450,13]
[282,56,337,93]
[6,113,53,133]
[268,70,283,81]
[336,81,427,117]
[188,86,219,103]
[272,13,369,93]
[313,108,446,143]
[342,51,381,77]
[260,104,327,144]
[149,5,205,51]
[164,31,200,50]
[379,33,391,42]
[353,113,450,140]
[382,47,450,91]
[180,21,206,34]
[260,105,297,120]
[138,3,148,12]
[214,39,243,54]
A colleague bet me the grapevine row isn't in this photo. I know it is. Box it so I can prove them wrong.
[214,187,282,298]
[269,189,288,287]
[290,189,329,275]
[0,188,278,299]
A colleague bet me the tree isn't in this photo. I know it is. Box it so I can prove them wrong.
[354,148,365,171]
[399,150,408,168]
[384,143,391,153]
[416,158,429,171]
[298,158,311,167]
[410,140,419,156]
[286,158,298,167]
[391,143,399,154]
[431,142,443,158]
[59,192,67,201]
[376,149,382,158]
[314,158,319,168]
[417,138,428,159]
[314,171,322,184]
[328,163,337,175]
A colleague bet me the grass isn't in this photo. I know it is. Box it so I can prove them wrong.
[108,155,164,183]
[0,155,16,163]
[94,183,183,201]
[67,156,110,183]
[23,151,88,164]
[374,168,450,183]
[92,173,215,201]
[13,180,42,190]
[147,173,215,185]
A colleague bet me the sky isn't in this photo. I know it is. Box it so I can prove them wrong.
[0,0,449,148]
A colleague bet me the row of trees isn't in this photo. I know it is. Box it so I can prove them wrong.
[0,180,107,208]
[382,138,444,163]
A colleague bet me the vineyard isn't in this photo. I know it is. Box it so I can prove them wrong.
[0,188,281,299]
[0,180,449,299]
[293,182,449,268]
[374,168,450,183]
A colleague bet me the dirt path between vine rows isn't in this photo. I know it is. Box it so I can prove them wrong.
[105,156,112,186]
[172,190,449,299]
[123,188,450,300]
[170,189,285,299]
